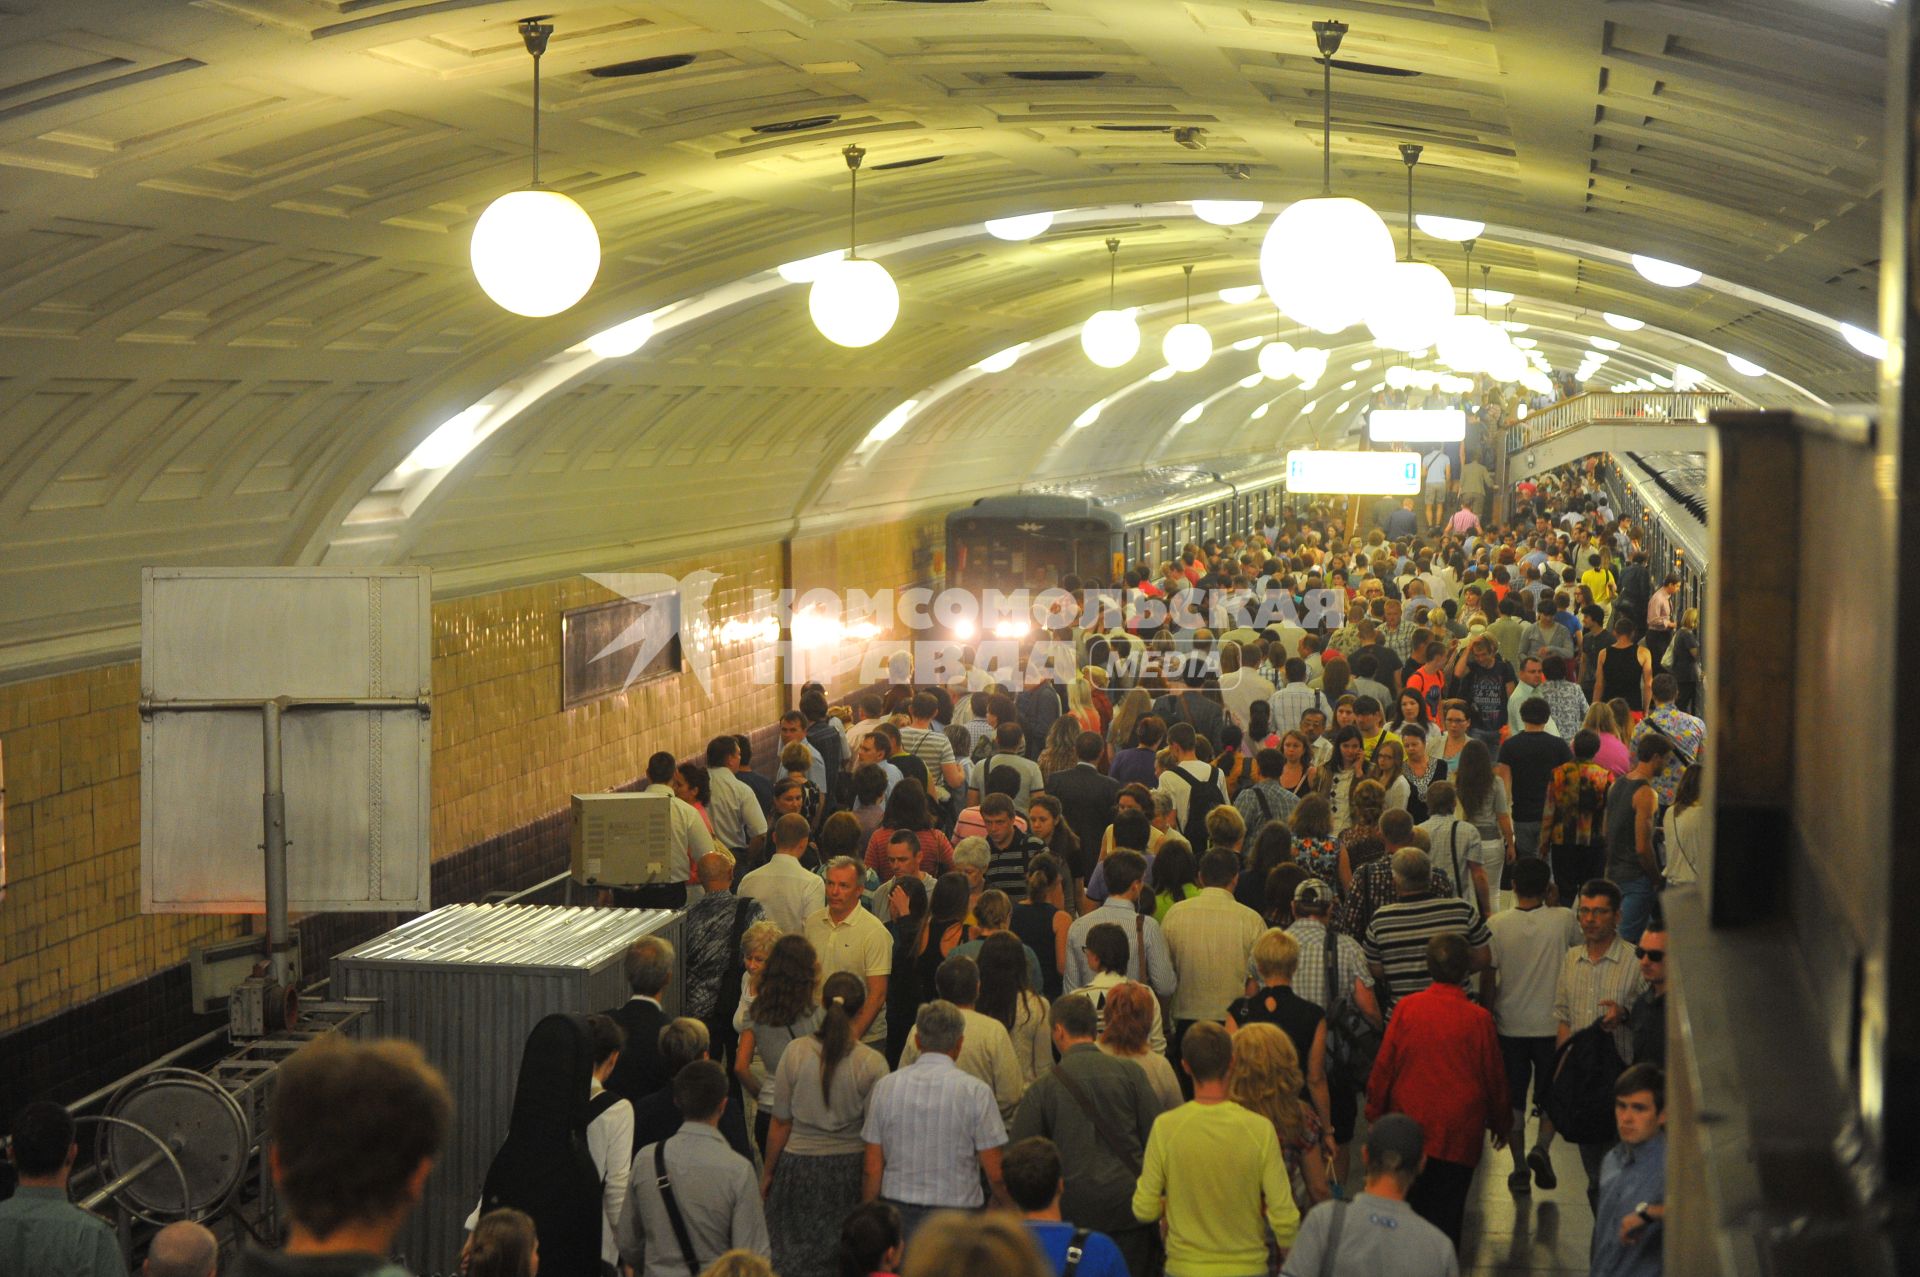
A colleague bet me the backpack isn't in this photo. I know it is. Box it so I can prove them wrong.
[1547,1020,1628,1144]
[1160,763,1226,848]
[1320,924,1383,1095]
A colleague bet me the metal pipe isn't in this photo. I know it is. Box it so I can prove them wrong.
[262,698,292,987]
[140,696,428,714]
[71,1115,193,1221]
[65,1027,230,1115]
[79,1148,170,1211]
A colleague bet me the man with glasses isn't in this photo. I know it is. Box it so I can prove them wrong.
[1549,880,1646,1207]
[1628,920,1669,1068]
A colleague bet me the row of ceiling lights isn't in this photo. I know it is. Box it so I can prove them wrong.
[468,19,1889,392]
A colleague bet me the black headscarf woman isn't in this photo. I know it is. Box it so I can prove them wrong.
[479,1013,604,1277]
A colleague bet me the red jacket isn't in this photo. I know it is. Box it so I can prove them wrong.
[1365,981,1510,1166]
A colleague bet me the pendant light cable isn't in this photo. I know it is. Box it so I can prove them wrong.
[1183,263,1194,322]
[1399,143,1422,261]
[844,144,866,261]
[518,20,552,187]
[1106,238,1121,307]
[1312,21,1349,196]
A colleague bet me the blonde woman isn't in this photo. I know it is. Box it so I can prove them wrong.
[1668,606,1702,715]
[1226,1022,1332,1206]
[1108,688,1154,756]
[1066,674,1103,736]
[1581,702,1631,776]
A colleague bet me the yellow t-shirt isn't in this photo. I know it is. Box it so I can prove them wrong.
[1581,567,1616,606]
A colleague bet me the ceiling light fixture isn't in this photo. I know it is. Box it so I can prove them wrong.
[471,20,602,317]
[1415,213,1485,241]
[1082,238,1142,367]
[1842,323,1889,360]
[1631,254,1703,288]
[1365,143,1456,351]
[973,343,1029,372]
[1603,312,1646,331]
[1192,200,1265,226]
[1260,20,1396,334]
[1726,353,1767,377]
[984,211,1054,240]
[1162,265,1214,371]
[809,145,900,346]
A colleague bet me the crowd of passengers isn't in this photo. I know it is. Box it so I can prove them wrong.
[2,454,1697,1277]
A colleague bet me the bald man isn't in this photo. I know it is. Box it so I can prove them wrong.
[146,1221,218,1277]
[681,850,766,1060]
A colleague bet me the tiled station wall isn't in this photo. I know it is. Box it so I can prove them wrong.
[1,514,943,1109]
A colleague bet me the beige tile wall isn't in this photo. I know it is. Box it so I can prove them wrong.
[1,520,939,1035]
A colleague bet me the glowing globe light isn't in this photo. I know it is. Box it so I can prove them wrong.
[1385,364,1414,390]
[1414,213,1485,241]
[809,257,900,347]
[1259,196,1396,334]
[1631,254,1702,288]
[1192,200,1264,226]
[985,211,1054,241]
[1436,313,1499,373]
[1163,322,1213,372]
[1258,340,1296,381]
[1081,308,1141,367]
[1484,337,1528,383]
[471,189,601,317]
[1364,259,1456,351]
[1292,346,1330,384]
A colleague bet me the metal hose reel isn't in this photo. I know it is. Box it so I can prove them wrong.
[91,1067,250,1225]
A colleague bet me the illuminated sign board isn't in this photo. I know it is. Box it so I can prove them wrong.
[1285,449,1422,495]
[1367,408,1467,442]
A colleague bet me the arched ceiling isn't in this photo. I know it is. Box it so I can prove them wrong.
[0,0,1889,678]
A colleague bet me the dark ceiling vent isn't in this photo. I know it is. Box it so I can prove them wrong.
[1329,59,1420,77]
[589,53,695,78]
[750,114,841,134]
[1094,124,1171,133]
[872,154,944,170]
[1008,70,1105,81]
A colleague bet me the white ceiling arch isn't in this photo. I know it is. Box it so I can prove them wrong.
[0,0,1889,678]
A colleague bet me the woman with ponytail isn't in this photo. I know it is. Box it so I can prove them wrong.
[1008,851,1072,998]
[761,972,890,1277]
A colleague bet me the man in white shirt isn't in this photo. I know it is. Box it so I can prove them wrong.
[1154,723,1220,831]
[737,814,824,933]
[1218,642,1274,730]
[779,711,826,792]
[1481,858,1581,1194]
[1422,449,1451,529]
[853,731,904,802]
[704,736,769,856]
[613,752,716,911]
[585,1014,636,1271]
[1064,850,1177,1005]
[804,857,893,1046]
[1162,850,1267,1034]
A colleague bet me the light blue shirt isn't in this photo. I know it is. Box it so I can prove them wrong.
[863,1053,1006,1207]
[1063,897,1177,1001]
[1591,1133,1665,1277]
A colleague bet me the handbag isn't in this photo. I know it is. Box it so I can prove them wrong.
[1320,924,1383,1095]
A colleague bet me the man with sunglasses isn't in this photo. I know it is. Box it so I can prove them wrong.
[1628,921,1669,1068]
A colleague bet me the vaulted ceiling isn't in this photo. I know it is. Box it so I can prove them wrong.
[0,0,1888,678]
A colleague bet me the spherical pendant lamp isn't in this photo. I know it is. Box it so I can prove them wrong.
[472,21,601,317]
[1257,21,1395,334]
[1364,145,1456,351]
[1161,265,1213,372]
[1082,238,1141,368]
[1258,338,1296,381]
[810,257,900,348]
[808,145,898,347]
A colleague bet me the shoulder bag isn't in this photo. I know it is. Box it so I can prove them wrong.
[652,1141,704,1275]
[1050,1063,1143,1177]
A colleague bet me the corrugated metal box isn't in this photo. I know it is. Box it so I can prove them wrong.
[332,903,684,1277]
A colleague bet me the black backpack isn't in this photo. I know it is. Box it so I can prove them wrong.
[1547,1020,1628,1144]
[1161,763,1226,849]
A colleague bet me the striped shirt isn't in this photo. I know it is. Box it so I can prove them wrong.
[1364,895,1489,1009]
[1269,683,1332,736]
[1553,935,1647,1059]
[899,724,958,797]
[862,1053,1007,1207]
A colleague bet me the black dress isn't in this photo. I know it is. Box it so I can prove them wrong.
[1009,901,1064,997]
[1228,983,1326,1099]
[479,1014,605,1277]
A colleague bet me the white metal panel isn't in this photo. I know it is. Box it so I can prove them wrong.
[141,567,432,913]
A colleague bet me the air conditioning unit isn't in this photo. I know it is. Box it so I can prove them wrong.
[570,790,676,887]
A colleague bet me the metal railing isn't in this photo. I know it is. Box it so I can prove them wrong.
[1506,390,1735,454]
